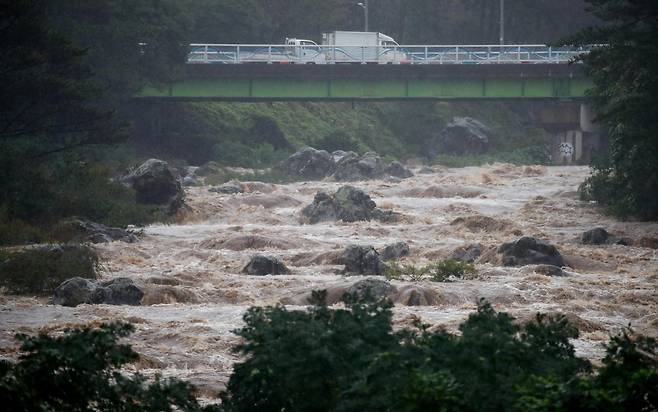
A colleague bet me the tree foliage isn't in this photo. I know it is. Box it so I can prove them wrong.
[0,322,218,411]
[565,0,658,219]
[220,295,657,412]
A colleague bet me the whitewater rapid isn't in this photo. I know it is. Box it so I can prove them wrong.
[1,164,656,396]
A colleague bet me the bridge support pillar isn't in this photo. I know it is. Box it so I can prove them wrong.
[537,102,603,165]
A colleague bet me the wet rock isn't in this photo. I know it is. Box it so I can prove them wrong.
[385,161,414,179]
[209,180,244,194]
[418,166,434,174]
[182,175,199,187]
[533,264,567,277]
[275,147,335,180]
[91,278,144,305]
[242,255,290,276]
[332,152,385,181]
[341,245,387,276]
[498,236,565,267]
[428,117,490,157]
[615,237,633,246]
[53,277,95,307]
[452,243,482,263]
[123,159,184,214]
[301,186,395,224]
[582,228,609,245]
[381,241,410,261]
[332,150,358,163]
[53,219,138,244]
[53,277,143,307]
[345,278,396,301]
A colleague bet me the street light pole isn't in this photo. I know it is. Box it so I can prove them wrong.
[499,0,504,45]
[357,0,369,31]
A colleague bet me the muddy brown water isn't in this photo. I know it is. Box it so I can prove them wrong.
[1,164,657,397]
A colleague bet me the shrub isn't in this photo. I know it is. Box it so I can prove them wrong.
[220,296,657,412]
[428,259,476,282]
[0,322,217,411]
[385,259,476,282]
[0,244,100,294]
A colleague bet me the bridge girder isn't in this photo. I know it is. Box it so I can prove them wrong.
[137,64,591,101]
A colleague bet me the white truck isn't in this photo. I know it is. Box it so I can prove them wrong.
[321,31,407,64]
[188,31,406,64]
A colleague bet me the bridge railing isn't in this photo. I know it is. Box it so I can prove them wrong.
[188,44,589,65]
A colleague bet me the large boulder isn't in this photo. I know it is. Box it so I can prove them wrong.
[381,241,410,261]
[332,150,358,163]
[385,161,414,179]
[53,277,143,307]
[123,159,184,214]
[332,152,386,181]
[242,255,290,276]
[341,245,387,276]
[53,277,95,307]
[301,186,395,224]
[53,219,137,244]
[345,278,396,301]
[428,117,490,157]
[451,243,482,263]
[582,228,609,245]
[498,236,565,267]
[91,278,144,305]
[276,147,335,180]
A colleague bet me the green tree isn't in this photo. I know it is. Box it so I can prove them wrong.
[566,0,658,219]
[219,295,657,412]
[0,0,120,158]
[0,322,218,411]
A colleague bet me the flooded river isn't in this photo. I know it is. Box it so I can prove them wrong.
[1,164,657,396]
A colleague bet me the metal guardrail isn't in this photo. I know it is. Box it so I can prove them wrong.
[187,44,589,65]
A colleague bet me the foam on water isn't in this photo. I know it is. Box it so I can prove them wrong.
[1,164,656,392]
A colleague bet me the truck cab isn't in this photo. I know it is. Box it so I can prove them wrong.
[284,38,326,64]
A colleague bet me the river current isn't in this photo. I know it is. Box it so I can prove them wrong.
[1,164,656,396]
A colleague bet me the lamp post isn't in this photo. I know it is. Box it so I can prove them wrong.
[357,0,369,32]
[499,0,504,45]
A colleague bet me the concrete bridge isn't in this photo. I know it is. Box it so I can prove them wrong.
[136,62,599,165]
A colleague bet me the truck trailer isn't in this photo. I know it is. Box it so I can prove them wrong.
[321,31,407,64]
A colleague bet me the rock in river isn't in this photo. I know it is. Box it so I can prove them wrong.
[53,277,144,307]
[342,245,388,276]
[498,236,565,267]
[332,152,386,181]
[384,161,414,179]
[123,159,184,214]
[242,255,290,276]
[381,241,410,261]
[275,147,335,180]
[581,228,609,245]
[345,278,396,301]
[301,185,395,224]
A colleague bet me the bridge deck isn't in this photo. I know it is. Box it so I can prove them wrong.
[138,64,591,101]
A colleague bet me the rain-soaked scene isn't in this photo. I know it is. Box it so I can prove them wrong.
[1,1,656,411]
